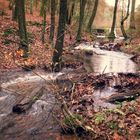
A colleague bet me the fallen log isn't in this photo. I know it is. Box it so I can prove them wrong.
[12,86,44,114]
[104,89,140,103]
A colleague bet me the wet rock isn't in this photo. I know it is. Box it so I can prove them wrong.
[84,50,93,56]
[26,127,39,135]
[30,100,48,115]
[130,55,139,63]
[0,114,7,122]
[100,43,121,51]
[0,93,16,115]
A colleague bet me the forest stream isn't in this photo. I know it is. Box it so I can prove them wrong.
[0,42,139,140]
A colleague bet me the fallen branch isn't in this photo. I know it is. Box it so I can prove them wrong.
[104,89,140,103]
[61,101,95,133]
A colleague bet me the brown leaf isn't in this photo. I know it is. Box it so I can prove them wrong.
[113,132,122,140]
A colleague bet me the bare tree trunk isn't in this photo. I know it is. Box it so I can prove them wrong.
[67,0,75,25]
[41,0,47,43]
[52,0,67,72]
[17,0,29,58]
[30,0,33,14]
[129,0,136,29]
[76,0,87,42]
[120,0,130,40]
[47,0,51,13]
[9,0,14,10]
[86,0,99,32]
[12,0,18,21]
[55,0,59,15]
[40,0,44,16]
[108,0,118,39]
[49,0,55,46]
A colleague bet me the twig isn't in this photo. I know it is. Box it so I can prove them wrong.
[102,65,107,74]
[61,101,95,133]
[70,83,75,101]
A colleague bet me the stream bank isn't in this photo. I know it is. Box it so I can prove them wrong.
[0,40,140,140]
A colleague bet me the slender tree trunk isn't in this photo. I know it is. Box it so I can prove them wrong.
[129,0,136,29]
[40,0,44,16]
[67,1,75,25]
[66,3,69,24]
[17,0,29,58]
[120,0,130,40]
[35,0,38,9]
[86,0,99,32]
[76,0,87,41]
[49,0,55,45]
[108,0,118,39]
[55,0,59,15]
[30,0,33,14]
[41,0,47,43]
[52,0,67,72]
[47,0,51,13]
[12,0,18,21]
[9,0,14,10]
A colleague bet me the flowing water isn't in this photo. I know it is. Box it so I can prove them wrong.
[75,42,137,73]
[0,42,138,139]
[75,42,138,110]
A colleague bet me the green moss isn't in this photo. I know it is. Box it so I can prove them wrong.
[3,39,11,45]
[94,112,106,125]
[107,121,118,130]
[63,114,83,127]
[106,108,125,116]
[3,28,14,37]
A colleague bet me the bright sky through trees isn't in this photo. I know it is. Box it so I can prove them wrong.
[106,0,140,9]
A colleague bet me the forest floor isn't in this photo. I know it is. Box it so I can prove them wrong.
[0,0,140,71]
[0,2,140,140]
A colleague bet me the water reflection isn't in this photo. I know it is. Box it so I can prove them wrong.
[91,50,136,73]
[76,44,137,73]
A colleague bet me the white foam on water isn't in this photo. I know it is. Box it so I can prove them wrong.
[1,72,63,89]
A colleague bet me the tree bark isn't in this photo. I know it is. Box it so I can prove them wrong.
[129,0,136,29]
[76,0,87,42]
[86,0,99,32]
[9,0,14,10]
[67,0,75,25]
[12,0,18,21]
[52,0,67,72]
[49,0,55,45]
[17,0,29,58]
[30,0,33,14]
[108,0,118,39]
[40,0,44,16]
[35,0,38,9]
[120,0,130,40]
[41,0,47,43]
